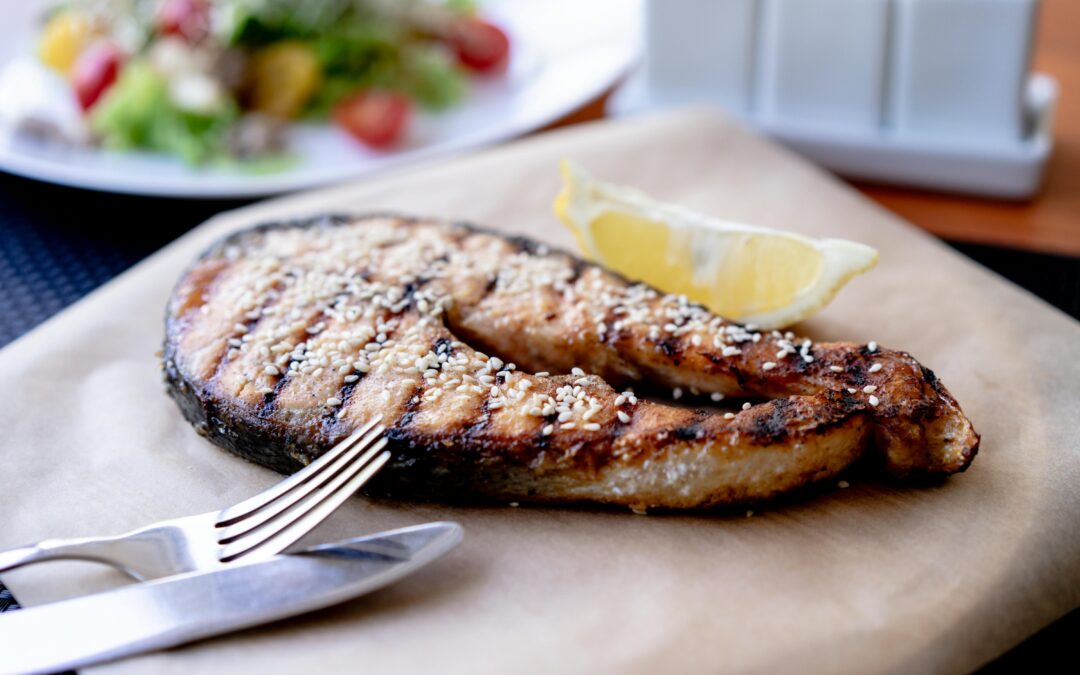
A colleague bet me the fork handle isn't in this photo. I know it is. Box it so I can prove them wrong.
[0,537,121,574]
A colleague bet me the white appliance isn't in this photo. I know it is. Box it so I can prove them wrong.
[610,0,1057,199]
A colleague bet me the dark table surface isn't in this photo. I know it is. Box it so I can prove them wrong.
[0,170,1077,672]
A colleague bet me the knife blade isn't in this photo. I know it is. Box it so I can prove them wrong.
[0,521,463,675]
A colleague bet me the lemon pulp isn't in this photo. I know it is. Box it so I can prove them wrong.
[553,160,877,329]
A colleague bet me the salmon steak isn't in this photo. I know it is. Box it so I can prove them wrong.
[163,214,979,510]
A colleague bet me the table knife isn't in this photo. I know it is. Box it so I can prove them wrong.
[0,521,462,675]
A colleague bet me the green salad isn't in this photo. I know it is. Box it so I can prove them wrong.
[35,0,510,163]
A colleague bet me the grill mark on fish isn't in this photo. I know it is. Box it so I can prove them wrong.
[208,275,290,394]
[788,354,811,374]
[463,396,493,443]
[504,233,552,256]
[254,287,354,418]
[393,407,421,435]
[383,336,453,443]
[705,352,727,369]
[750,398,794,445]
[731,366,748,388]
[673,423,703,442]
[921,365,940,388]
[564,257,588,286]
[256,373,291,419]
[656,338,679,359]
[847,367,868,386]
[319,371,370,438]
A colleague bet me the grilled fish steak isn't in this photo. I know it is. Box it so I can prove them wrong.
[163,214,979,510]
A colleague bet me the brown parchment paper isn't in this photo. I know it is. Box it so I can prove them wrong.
[1,109,1078,675]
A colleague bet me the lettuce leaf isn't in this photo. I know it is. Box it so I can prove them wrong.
[90,60,237,164]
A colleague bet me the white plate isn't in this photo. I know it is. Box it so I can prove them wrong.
[0,0,640,198]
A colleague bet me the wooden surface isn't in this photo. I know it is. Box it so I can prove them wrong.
[548,0,1080,257]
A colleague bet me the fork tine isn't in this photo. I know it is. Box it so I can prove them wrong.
[217,439,390,563]
[216,423,386,544]
[216,415,382,527]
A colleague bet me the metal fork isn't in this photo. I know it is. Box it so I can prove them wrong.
[0,416,390,581]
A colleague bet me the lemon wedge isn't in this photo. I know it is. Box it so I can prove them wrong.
[553,160,878,330]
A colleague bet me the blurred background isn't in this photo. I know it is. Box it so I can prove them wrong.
[0,0,1076,669]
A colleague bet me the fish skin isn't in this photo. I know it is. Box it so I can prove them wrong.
[162,214,977,510]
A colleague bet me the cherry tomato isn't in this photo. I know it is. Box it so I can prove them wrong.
[157,0,209,43]
[448,19,510,74]
[72,42,122,111]
[334,90,412,149]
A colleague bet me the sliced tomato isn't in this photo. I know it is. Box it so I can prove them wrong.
[448,19,510,74]
[72,42,122,110]
[334,90,412,149]
[156,0,209,43]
